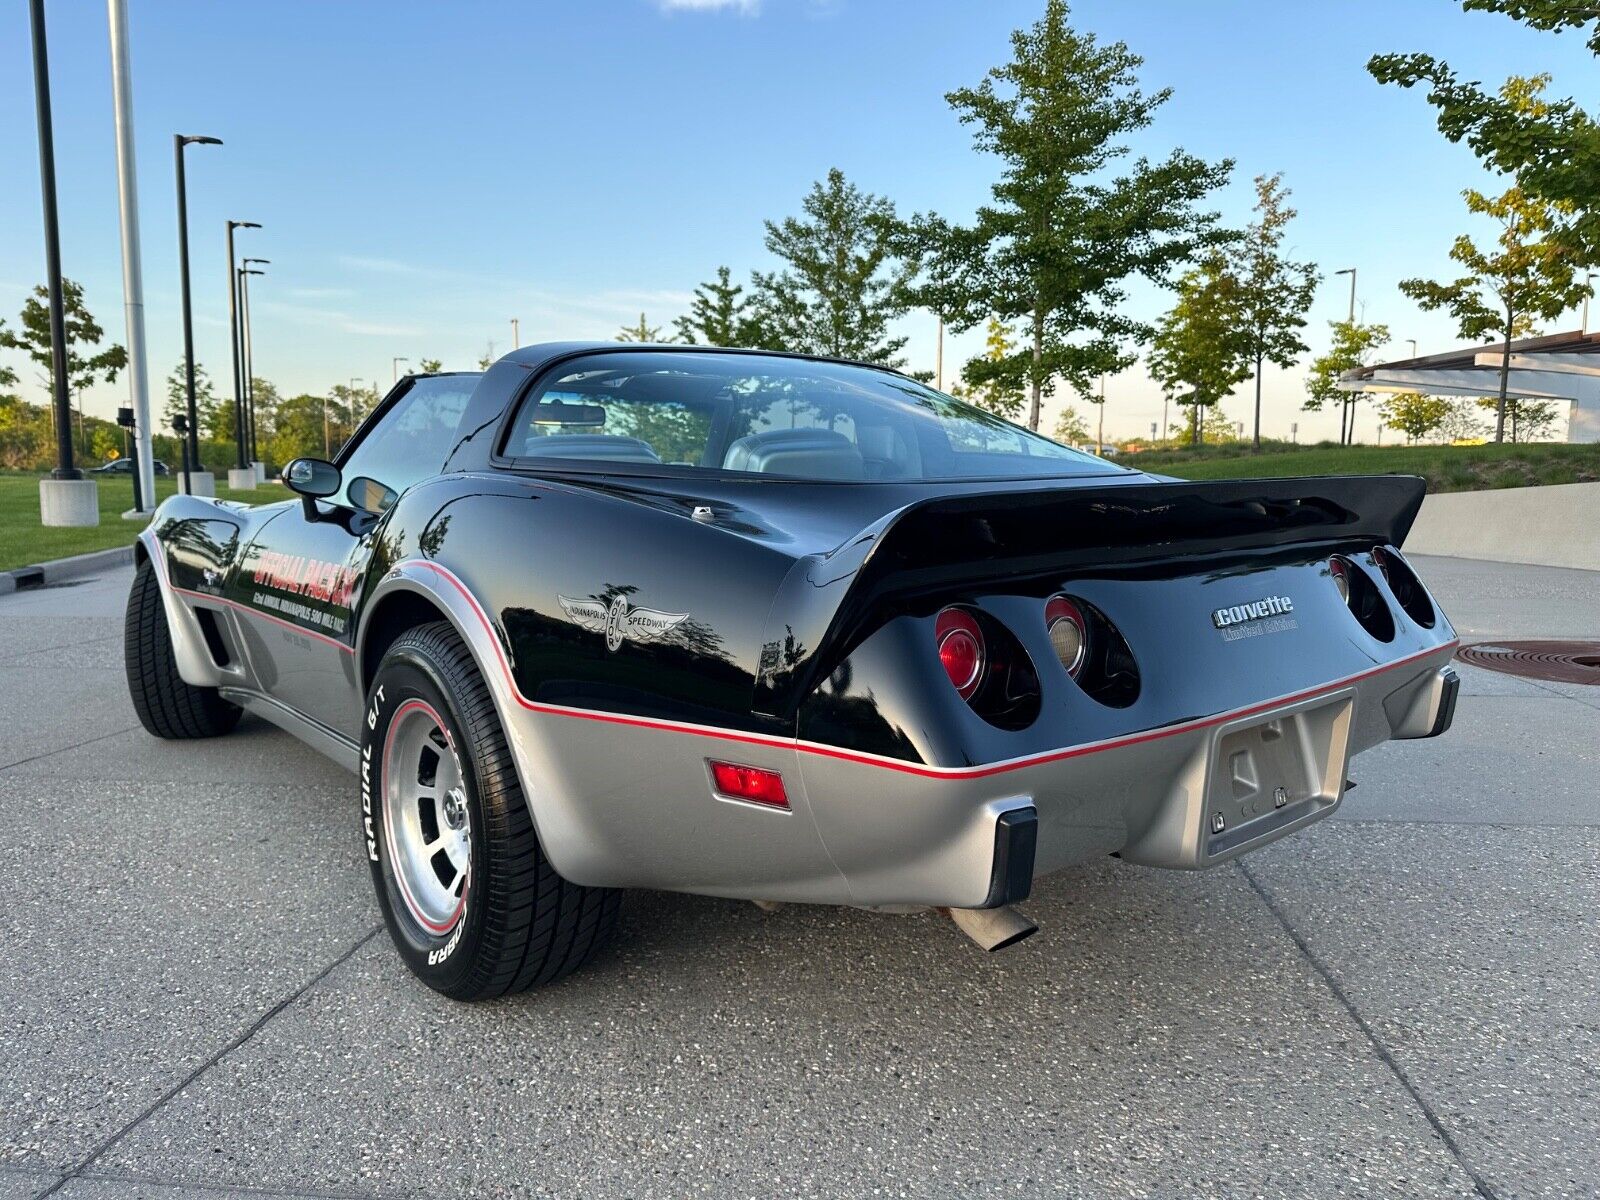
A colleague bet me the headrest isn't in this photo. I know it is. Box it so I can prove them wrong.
[722,428,865,480]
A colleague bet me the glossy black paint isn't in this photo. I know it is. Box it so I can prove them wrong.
[144,345,1456,772]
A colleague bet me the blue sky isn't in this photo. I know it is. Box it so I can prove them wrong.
[1,0,1594,444]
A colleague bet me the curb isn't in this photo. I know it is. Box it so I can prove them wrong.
[0,544,137,596]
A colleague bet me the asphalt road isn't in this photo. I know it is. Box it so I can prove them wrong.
[1,556,1594,1199]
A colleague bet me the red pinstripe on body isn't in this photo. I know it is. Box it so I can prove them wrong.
[403,559,1459,781]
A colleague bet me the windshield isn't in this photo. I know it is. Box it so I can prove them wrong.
[505,351,1122,482]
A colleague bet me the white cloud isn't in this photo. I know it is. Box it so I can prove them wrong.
[654,0,759,13]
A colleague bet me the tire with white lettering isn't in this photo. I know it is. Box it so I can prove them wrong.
[362,621,620,1000]
[124,558,242,739]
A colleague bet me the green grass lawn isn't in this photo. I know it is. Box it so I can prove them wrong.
[1150,441,1600,494]
[0,471,287,573]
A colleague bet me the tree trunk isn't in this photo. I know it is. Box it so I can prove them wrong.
[1494,315,1512,443]
[1028,299,1043,432]
[1190,404,1200,446]
[1252,355,1263,452]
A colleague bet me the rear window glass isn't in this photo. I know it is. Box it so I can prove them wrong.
[505,351,1122,482]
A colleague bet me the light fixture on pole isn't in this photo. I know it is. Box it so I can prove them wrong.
[1406,338,1418,359]
[175,133,222,492]
[510,318,520,349]
[1583,272,1596,334]
[1334,267,1356,323]
[225,220,260,474]
[393,356,408,384]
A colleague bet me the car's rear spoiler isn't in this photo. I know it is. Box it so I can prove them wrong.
[753,474,1427,718]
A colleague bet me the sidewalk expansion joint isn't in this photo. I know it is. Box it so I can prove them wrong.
[1237,859,1500,1200]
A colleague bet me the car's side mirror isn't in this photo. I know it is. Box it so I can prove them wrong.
[346,476,398,514]
[283,457,342,520]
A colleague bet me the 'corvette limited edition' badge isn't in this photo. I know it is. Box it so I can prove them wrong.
[1211,595,1297,641]
[559,595,690,651]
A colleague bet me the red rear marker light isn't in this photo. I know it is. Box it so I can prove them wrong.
[1045,595,1089,678]
[710,761,789,809]
[935,607,986,699]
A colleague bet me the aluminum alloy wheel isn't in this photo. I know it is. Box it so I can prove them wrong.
[383,699,471,933]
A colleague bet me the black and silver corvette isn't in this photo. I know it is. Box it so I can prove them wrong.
[125,345,1459,998]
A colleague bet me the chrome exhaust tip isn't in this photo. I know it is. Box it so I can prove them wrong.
[943,905,1038,952]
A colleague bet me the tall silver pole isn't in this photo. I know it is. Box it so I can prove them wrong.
[107,0,154,513]
[935,315,944,392]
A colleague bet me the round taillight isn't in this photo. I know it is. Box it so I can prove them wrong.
[935,607,985,699]
[1045,595,1089,678]
[1329,556,1351,604]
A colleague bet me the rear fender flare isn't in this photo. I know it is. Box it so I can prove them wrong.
[360,560,580,872]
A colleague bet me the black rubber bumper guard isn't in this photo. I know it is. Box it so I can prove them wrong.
[982,806,1038,908]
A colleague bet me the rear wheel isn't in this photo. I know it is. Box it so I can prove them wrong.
[123,558,241,740]
[363,622,620,1000]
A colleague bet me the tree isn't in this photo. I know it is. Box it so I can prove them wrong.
[1231,173,1319,450]
[675,267,749,346]
[1398,180,1587,441]
[265,393,331,466]
[1437,397,1490,443]
[616,313,664,343]
[477,342,496,370]
[1476,394,1561,441]
[0,279,127,460]
[1381,392,1452,443]
[163,361,229,440]
[418,358,444,373]
[900,0,1232,429]
[1303,319,1390,444]
[751,168,913,366]
[962,319,1025,419]
[1053,404,1090,445]
[249,377,281,455]
[1147,255,1251,444]
[1371,10,1600,263]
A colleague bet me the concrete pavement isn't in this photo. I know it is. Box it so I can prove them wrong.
[1,556,1594,1198]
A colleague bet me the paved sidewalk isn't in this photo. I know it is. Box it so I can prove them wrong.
[1,557,1594,1198]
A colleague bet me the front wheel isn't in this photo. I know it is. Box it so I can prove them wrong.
[124,558,241,740]
[363,622,620,1000]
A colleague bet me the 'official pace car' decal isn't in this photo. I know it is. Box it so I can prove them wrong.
[1211,594,1297,641]
[559,594,690,652]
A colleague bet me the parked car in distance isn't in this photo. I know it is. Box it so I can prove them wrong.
[93,457,170,476]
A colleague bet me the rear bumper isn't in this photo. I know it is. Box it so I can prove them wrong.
[794,646,1461,908]
[507,643,1460,910]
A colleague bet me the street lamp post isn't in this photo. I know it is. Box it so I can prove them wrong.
[225,220,259,476]
[28,0,99,525]
[393,357,408,384]
[1583,272,1596,334]
[175,132,221,493]
[510,318,520,349]
[1406,338,1418,359]
[238,260,267,473]
[1334,267,1357,444]
[239,263,265,477]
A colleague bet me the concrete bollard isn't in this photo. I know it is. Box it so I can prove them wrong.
[228,467,257,492]
[39,478,100,528]
[178,470,216,498]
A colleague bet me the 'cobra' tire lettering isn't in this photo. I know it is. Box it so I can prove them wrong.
[361,621,620,999]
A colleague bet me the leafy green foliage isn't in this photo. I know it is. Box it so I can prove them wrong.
[1381,392,1452,443]
[418,358,444,373]
[1232,173,1319,449]
[675,267,753,347]
[0,279,127,402]
[1371,9,1600,262]
[1052,404,1090,444]
[962,319,1026,419]
[1302,319,1391,444]
[1147,255,1252,444]
[750,168,913,365]
[163,361,230,441]
[616,313,665,343]
[1399,178,1588,440]
[900,0,1232,429]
